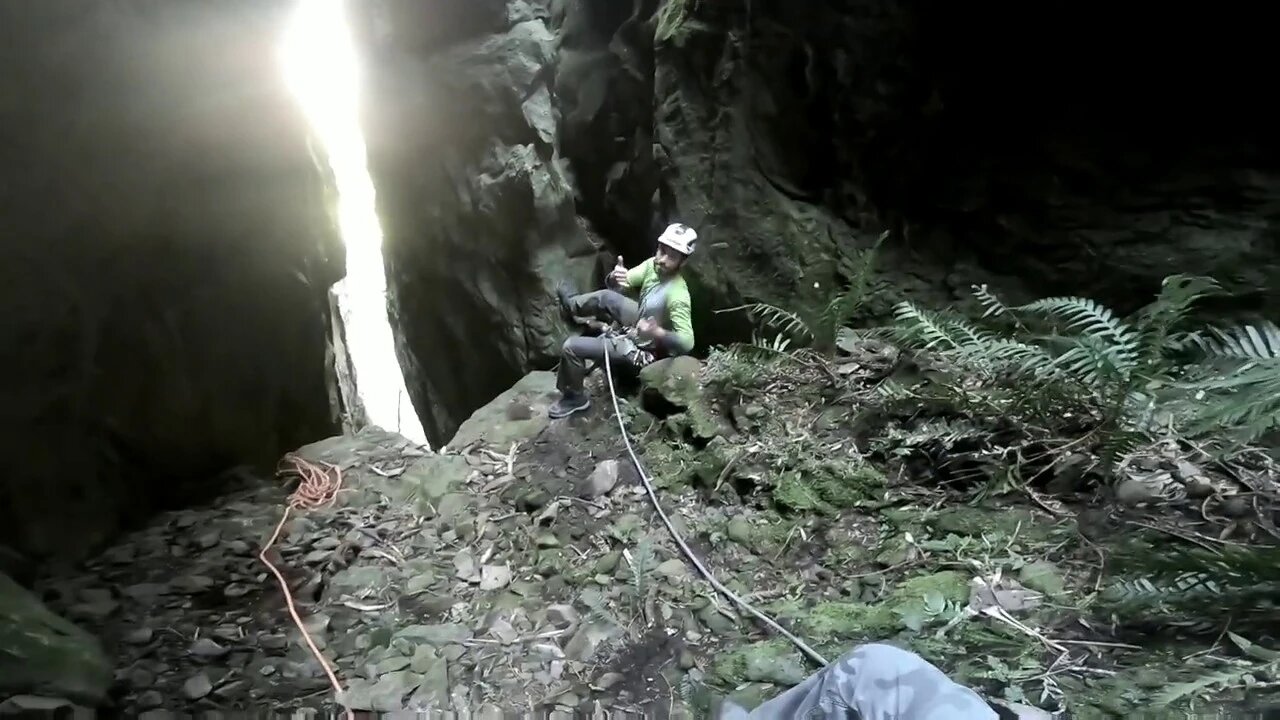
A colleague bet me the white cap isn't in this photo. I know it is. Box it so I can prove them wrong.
[657,222,697,256]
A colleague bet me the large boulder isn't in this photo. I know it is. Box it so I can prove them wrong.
[0,1,342,561]
[447,371,559,451]
[353,2,603,447]
[0,572,112,704]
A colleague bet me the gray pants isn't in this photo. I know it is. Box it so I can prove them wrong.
[557,290,643,398]
[566,288,639,327]
[557,334,640,398]
[718,644,1001,720]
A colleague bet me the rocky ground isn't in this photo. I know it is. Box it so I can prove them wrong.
[10,349,1280,717]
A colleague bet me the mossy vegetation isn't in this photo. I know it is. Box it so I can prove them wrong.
[635,253,1280,717]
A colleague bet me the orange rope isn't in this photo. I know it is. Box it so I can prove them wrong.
[259,453,354,720]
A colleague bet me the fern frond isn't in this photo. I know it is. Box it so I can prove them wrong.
[1194,321,1280,360]
[1153,657,1280,707]
[942,338,1056,380]
[1183,322,1280,441]
[1033,333,1137,387]
[1104,542,1280,620]
[1134,274,1222,359]
[1189,360,1280,442]
[891,301,967,351]
[822,233,885,331]
[972,283,1013,320]
[735,302,814,344]
[1017,296,1141,355]
[752,331,794,354]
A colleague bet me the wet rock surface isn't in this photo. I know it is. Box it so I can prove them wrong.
[27,378,763,714]
[0,0,341,563]
[23,359,1280,715]
[355,1,601,447]
[0,573,112,703]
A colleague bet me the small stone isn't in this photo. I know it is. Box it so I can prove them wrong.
[1018,561,1066,597]
[727,517,753,547]
[655,559,689,580]
[136,691,163,709]
[259,664,277,676]
[517,489,552,511]
[103,545,138,564]
[79,588,113,605]
[226,540,252,555]
[678,649,697,670]
[0,697,78,714]
[195,530,222,549]
[479,565,512,591]
[259,634,288,651]
[68,600,118,622]
[303,550,332,565]
[189,638,229,659]
[409,645,440,673]
[173,575,215,594]
[546,605,578,629]
[376,655,413,675]
[183,673,213,700]
[128,667,155,689]
[122,583,168,601]
[577,460,621,499]
[394,623,472,646]
[224,584,251,599]
[594,672,624,690]
[215,679,247,697]
[123,627,154,645]
[592,551,621,574]
[405,571,435,595]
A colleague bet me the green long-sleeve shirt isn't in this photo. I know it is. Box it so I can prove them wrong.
[620,259,695,355]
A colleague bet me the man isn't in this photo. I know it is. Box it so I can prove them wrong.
[716,643,1051,720]
[548,222,698,419]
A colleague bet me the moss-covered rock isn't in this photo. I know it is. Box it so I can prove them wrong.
[798,570,971,642]
[1017,560,1066,598]
[446,371,558,450]
[640,356,703,410]
[712,638,809,687]
[0,573,112,703]
[772,461,885,514]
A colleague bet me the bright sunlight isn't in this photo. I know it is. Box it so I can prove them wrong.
[280,0,428,447]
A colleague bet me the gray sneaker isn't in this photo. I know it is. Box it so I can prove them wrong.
[548,393,590,419]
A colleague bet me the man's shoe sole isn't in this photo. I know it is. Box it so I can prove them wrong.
[549,399,590,419]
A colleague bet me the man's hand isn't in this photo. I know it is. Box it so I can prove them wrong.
[609,255,627,286]
[637,317,666,341]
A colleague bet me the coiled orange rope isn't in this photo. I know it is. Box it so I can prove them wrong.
[259,453,354,720]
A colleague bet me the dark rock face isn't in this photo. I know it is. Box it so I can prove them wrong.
[0,1,342,562]
[559,0,1280,316]
[350,0,1279,442]
[353,0,601,446]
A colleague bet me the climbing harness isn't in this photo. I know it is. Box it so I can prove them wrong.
[598,327,657,369]
[260,454,355,720]
[599,347,829,667]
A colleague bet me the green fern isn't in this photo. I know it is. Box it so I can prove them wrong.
[1154,633,1280,707]
[726,303,814,346]
[885,278,1230,472]
[722,233,885,355]
[1101,542,1280,628]
[1186,321,1280,442]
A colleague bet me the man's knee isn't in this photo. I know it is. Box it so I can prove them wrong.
[563,335,604,361]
